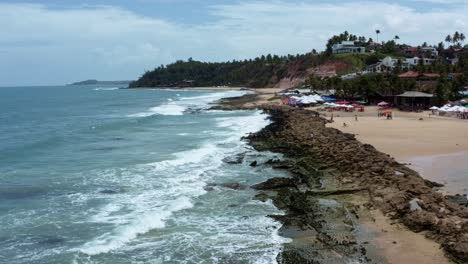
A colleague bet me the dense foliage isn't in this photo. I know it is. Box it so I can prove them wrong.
[130,54,327,88]
[306,72,467,105]
[306,74,416,99]
[131,30,468,105]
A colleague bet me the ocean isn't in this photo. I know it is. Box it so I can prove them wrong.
[0,85,289,263]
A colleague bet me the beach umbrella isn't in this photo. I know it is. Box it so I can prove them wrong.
[429,106,439,110]
[377,101,389,106]
[336,100,350,105]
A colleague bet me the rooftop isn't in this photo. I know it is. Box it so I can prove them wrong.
[397,91,433,98]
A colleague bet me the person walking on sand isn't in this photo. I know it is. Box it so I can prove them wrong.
[343,122,347,127]
[355,114,358,121]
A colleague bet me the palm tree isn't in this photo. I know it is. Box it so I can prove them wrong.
[460,33,466,45]
[445,34,452,45]
[453,31,460,44]
[375,29,381,43]
[394,35,400,40]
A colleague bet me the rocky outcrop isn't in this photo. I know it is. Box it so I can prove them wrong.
[247,105,468,263]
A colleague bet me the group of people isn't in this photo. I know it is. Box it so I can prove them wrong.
[378,110,393,120]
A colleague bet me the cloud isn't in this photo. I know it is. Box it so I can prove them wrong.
[0,1,467,85]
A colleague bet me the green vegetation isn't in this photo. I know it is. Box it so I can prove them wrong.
[130,54,327,88]
[131,30,468,105]
[306,71,467,105]
[307,73,416,100]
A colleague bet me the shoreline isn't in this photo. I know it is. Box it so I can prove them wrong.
[215,94,467,263]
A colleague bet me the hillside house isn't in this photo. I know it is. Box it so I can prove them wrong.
[332,41,365,54]
[441,47,468,65]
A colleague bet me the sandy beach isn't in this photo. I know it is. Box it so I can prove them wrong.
[325,106,468,195]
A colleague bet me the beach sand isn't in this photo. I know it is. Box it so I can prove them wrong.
[359,210,452,264]
[325,106,468,194]
[322,106,467,263]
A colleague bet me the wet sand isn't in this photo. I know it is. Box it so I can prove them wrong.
[360,210,451,264]
[407,151,468,195]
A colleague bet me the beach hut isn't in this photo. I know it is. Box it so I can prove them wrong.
[395,91,433,111]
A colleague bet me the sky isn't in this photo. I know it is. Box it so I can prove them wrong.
[0,0,467,86]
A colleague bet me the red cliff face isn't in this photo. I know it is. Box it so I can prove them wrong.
[272,60,352,89]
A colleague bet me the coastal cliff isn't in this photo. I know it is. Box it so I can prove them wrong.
[128,55,358,89]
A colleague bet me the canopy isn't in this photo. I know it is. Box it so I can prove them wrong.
[336,100,350,105]
[396,91,433,98]
[322,96,336,102]
[438,104,466,112]
[377,101,390,106]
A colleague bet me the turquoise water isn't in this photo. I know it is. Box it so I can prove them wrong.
[0,86,288,263]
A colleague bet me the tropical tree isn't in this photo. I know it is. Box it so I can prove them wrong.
[437,42,445,53]
[375,29,381,43]
[394,35,400,41]
[453,31,460,44]
[445,34,452,45]
[460,33,466,45]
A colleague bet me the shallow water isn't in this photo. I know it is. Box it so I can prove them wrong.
[0,85,289,263]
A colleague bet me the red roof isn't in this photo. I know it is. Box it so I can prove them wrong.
[422,73,440,78]
[403,47,417,51]
[398,71,420,78]
[398,71,441,78]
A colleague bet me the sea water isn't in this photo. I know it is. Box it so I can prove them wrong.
[0,85,289,263]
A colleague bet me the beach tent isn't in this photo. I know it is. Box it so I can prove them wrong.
[297,97,317,105]
[311,95,324,102]
[322,96,336,102]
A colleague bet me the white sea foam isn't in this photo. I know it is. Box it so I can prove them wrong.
[94,87,119,91]
[127,90,248,118]
[80,196,193,255]
[78,108,279,259]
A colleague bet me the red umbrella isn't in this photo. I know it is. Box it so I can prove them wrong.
[336,100,350,105]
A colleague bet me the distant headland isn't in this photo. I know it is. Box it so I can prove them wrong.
[69,79,134,86]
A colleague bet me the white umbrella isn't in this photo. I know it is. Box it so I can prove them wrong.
[429,106,439,110]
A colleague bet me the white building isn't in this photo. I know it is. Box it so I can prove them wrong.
[421,47,438,57]
[406,57,435,66]
[367,56,434,73]
[332,41,366,54]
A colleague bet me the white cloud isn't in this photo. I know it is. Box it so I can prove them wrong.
[0,1,467,85]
